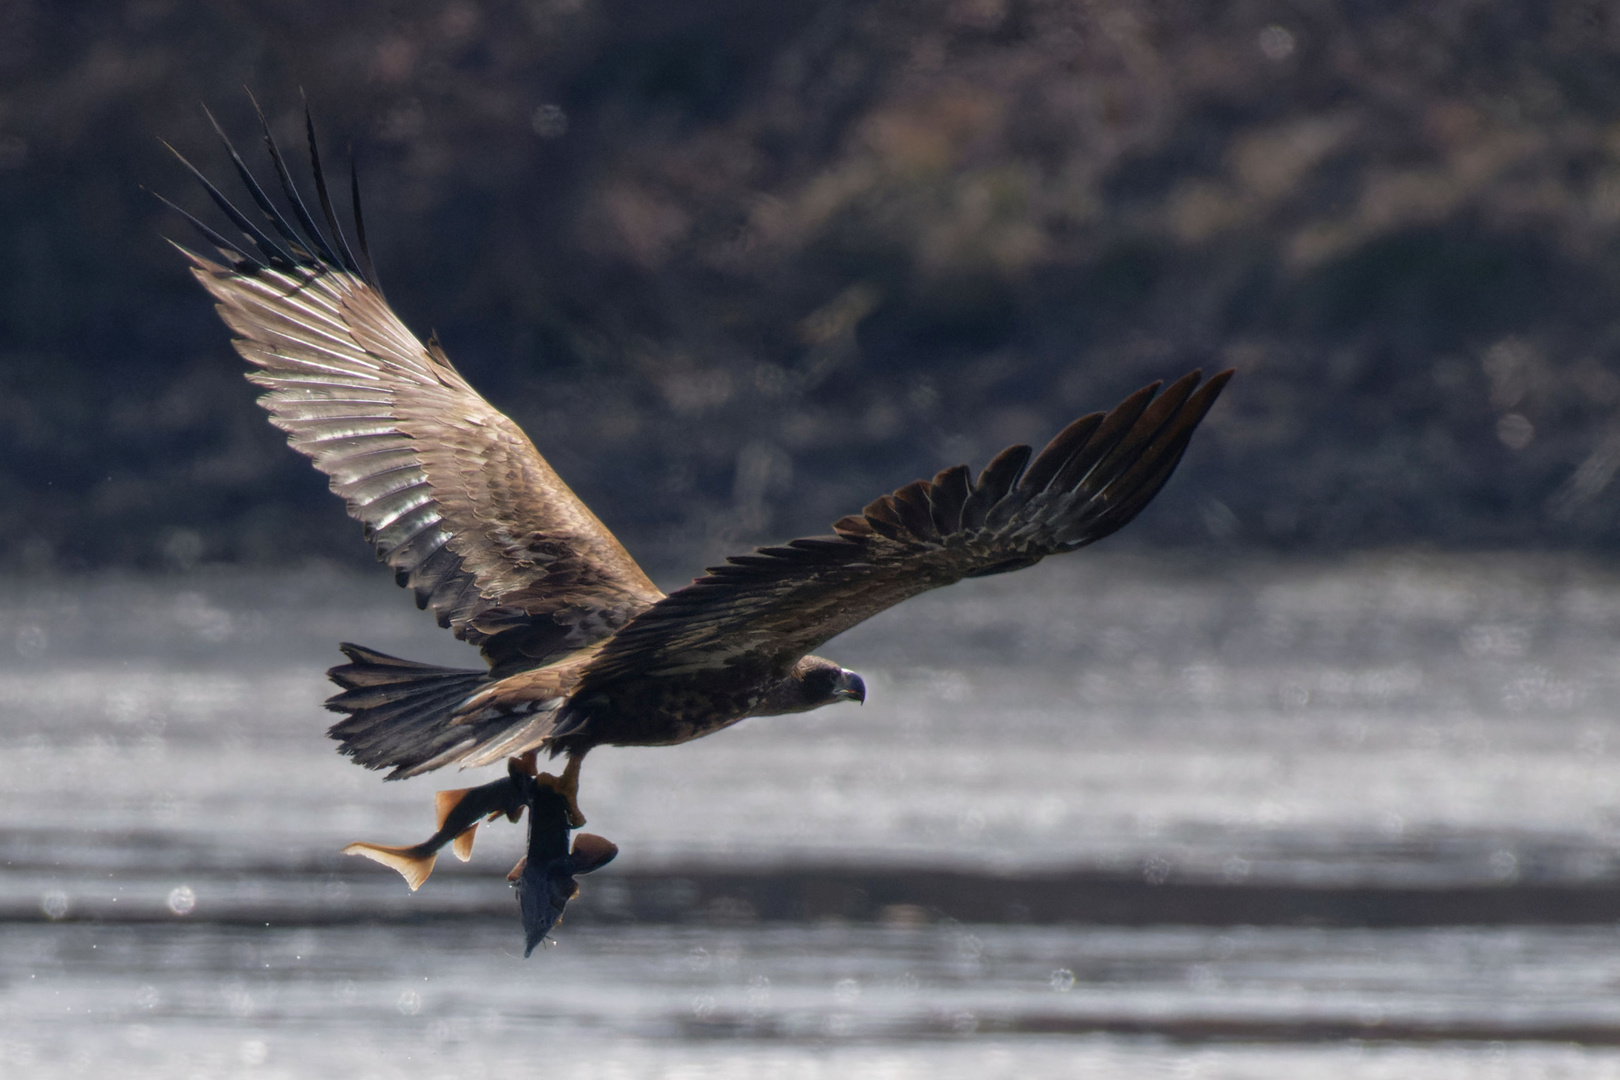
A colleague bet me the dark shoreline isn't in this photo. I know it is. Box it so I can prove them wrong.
[604,865,1620,927]
[679,1011,1620,1046]
[9,864,1620,928]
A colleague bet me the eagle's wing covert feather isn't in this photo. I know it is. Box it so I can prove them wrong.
[170,106,664,673]
[576,369,1230,688]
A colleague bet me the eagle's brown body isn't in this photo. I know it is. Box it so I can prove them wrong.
[168,105,1230,791]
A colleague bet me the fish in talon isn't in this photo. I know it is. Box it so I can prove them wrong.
[343,762,531,889]
[514,779,618,955]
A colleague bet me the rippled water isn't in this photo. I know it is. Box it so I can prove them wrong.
[11,920,1620,1078]
[6,552,1620,1075]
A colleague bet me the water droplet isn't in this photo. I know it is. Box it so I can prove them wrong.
[161,528,204,570]
[167,885,196,916]
[397,989,422,1016]
[832,977,861,1004]
[1257,25,1295,61]
[532,104,569,139]
[14,625,46,659]
[1049,968,1076,993]
[1496,413,1535,450]
[1201,499,1239,540]
[40,891,69,920]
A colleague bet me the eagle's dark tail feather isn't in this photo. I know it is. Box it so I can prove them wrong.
[325,643,490,780]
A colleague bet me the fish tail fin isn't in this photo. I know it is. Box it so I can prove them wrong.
[432,788,481,861]
[343,841,437,891]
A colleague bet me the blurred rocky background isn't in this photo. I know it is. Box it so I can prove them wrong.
[5,0,1620,575]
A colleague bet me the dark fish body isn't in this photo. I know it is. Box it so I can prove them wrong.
[513,781,618,956]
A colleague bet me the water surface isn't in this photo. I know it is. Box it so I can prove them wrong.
[5,552,1620,1074]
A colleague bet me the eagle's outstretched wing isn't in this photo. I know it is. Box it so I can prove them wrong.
[167,106,663,673]
[576,370,1229,688]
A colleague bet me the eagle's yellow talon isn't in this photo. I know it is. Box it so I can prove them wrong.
[534,754,586,827]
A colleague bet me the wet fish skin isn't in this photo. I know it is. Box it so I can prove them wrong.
[516,782,619,956]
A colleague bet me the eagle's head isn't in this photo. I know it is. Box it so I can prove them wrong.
[754,655,866,716]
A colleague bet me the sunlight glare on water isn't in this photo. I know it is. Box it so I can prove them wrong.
[7,553,1620,1074]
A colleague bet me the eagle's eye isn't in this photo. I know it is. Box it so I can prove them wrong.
[802,667,838,697]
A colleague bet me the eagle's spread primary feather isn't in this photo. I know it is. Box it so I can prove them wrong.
[168,103,1231,782]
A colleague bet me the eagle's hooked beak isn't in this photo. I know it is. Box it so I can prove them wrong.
[836,670,866,705]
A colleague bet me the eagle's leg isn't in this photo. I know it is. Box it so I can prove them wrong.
[527,752,587,829]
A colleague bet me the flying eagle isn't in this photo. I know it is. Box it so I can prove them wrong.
[165,104,1231,892]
